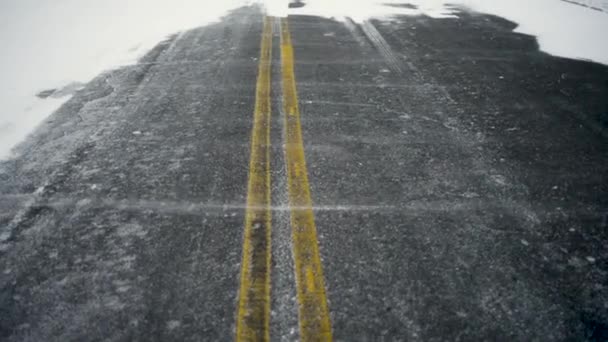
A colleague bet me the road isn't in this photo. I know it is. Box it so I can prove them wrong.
[1,4,608,341]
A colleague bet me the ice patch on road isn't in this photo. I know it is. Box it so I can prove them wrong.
[0,0,253,160]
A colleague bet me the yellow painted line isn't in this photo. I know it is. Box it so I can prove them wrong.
[236,16,273,342]
[280,18,333,342]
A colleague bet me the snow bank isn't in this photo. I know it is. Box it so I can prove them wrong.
[276,0,608,66]
[456,0,608,64]
[0,0,251,160]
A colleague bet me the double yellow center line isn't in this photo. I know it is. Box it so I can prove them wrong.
[236,16,273,342]
[236,17,333,341]
[280,18,333,342]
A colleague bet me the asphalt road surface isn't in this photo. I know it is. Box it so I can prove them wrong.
[1,4,608,341]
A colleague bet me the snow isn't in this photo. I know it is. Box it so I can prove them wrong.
[275,0,456,21]
[1,0,607,160]
[0,0,251,160]
[274,0,608,65]
[563,0,608,11]
[456,0,608,64]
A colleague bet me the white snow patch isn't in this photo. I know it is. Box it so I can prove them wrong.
[277,0,608,64]
[166,320,182,330]
[0,0,252,160]
[272,0,456,21]
[456,0,608,64]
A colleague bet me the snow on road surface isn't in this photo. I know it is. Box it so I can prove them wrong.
[1,0,607,160]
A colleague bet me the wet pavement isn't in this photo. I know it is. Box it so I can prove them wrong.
[1,4,608,341]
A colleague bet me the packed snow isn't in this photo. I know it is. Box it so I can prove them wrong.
[0,0,607,160]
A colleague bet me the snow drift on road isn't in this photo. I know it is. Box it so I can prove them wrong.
[1,0,607,160]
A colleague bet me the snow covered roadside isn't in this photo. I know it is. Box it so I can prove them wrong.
[278,0,608,64]
[1,0,607,161]
[456,0,608,64]
[0,0,252,160]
